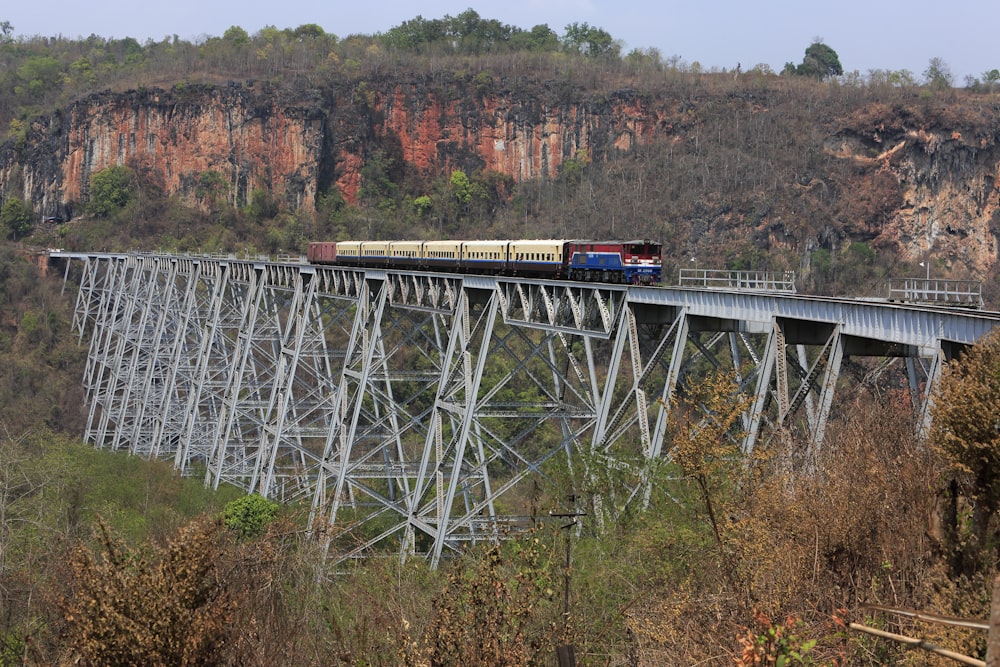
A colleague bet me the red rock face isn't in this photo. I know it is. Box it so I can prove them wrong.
[8,83,995,278]
[324,83,658,203]
[2,83,662,216]
[341,86,662,200]
[57,87,324,211]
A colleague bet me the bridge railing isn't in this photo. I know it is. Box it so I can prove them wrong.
[886,278,984,309]
[678,268,797,293]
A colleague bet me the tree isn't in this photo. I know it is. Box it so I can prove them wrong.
[245,188,279,221]
[562,22,620,58]
[924,57,954,89]
[358,148,401,211]
[291,23,325,41]
[195,169,228,218]
[931,328,1000,568]
[1,197,33,240]
[86,165,134,217]
[511,24,558,52]
[412,194,433,218]
[664,370,754,549]
[381,15,447,51]
[416,536,555,666]
[791,40,842,79]
[448,9,513,53]
[222,25,249,45]
[15,55,64,99]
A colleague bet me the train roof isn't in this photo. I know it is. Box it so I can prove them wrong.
[566,238,661,244]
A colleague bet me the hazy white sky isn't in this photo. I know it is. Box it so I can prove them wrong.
[4,0,996,84]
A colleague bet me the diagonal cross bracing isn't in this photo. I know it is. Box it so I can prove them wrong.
[53,251,1000,565]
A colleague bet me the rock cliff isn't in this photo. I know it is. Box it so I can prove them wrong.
[0,84,326,216]
[0,80,659,218]
[2,79,1000,277]
[832,102,1000,275]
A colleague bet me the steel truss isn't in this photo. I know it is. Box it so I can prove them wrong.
[58,252,1000,565]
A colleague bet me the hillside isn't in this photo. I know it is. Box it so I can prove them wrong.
[1,24,999,303]
[5,19,1000,665]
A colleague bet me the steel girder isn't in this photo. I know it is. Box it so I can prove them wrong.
[57,253,1000,564]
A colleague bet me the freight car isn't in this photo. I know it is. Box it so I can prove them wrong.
[307,239,662,284]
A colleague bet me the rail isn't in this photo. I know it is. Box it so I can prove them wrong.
[678,268,796,292]
[886,278,984,309]
[850,596,1000,667]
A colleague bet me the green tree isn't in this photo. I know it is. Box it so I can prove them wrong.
[68,57,98,86]
[412,194,433,217]
[222,25,249,45]
[511,24,558,52]
[1,197,33,240]
[382,15,447,51]
[245,188,279,221]
[196,170,228,219]
[448,9,513,53]
[15,55,64,99]
[791,40,842,79]
[449,169,490,219]
[924,57,954,89]
[86,165,134,217]
[293,23,322,39]
[562,22,619,58]
[359,148,401,212]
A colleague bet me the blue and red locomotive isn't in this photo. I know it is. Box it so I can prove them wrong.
[307,239,662,285]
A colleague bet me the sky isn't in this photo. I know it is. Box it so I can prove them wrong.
[4,0,997,84]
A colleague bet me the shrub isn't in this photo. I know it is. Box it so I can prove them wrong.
[223,493,279,538]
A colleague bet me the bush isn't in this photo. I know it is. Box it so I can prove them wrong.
[86,166,134,218]
[223,493,279,538]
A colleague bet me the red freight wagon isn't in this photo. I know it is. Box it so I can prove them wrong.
[307,242,337,264]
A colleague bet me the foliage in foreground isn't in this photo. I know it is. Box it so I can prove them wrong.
[932,327,1000,574]
[0,397,990,663]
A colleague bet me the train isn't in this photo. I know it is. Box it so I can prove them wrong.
[307,239,663,284]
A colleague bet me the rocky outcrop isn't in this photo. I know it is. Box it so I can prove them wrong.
[0,80,661,220]
[830,104,1000,275]
[0,84,326,218]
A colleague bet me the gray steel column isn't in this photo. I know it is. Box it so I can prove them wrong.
[207,264,269,490]
[429,290,499,568]
[315,275,390,555]
[149,260,202,459]
[111,257,175,454]
[807,326,844,461]
[174,262,231,472]
[253,271,317,497]
[743,319,781,456]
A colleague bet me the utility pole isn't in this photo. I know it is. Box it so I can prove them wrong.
[551,495,586,667]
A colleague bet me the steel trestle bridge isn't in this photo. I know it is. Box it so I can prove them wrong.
[53,251,1000,566]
